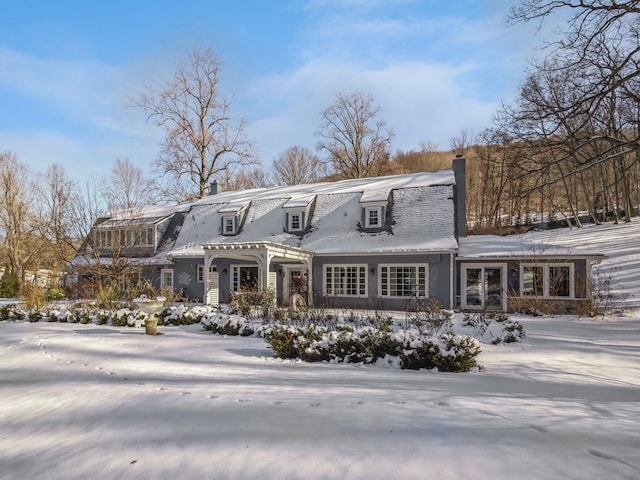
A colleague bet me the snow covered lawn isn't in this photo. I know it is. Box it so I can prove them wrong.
[1,312,639,480]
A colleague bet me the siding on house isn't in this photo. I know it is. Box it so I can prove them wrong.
[312,253,452,310]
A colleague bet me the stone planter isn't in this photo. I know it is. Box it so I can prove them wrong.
[133,295,166,336]
[144,316,159,335]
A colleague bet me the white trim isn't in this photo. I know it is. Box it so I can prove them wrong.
[364,206,382,228]
[323,264,368,297]
[460,263,507,311]
[520,262,574,299]
[288,211,303,232]
[222,215,236,235]
[160,268,174,291]
[197,264,204,283]
[230,264,260,293]
[378,263,428,298]
[314,250,456,257]
[283,265,306,303]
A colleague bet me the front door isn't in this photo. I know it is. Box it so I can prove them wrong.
[461,264,506,311]
[284,268,307,304]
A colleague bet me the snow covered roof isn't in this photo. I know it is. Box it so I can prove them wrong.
[169,170,459,257]
[99,203,191,228]
[191,170,455,207]
[458,234,606,259]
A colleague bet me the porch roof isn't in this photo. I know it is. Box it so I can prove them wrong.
[201,241,313,263]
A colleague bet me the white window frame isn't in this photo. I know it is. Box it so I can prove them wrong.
[160,269,174,291]
[197,264,204,283]
[146,227,155,246]
[520,263,574,299]
[379,264,428,298]
[365,206,382,228]
[323,264,368,297]
[223,216,237,235]
[288,211,303,232]
[197,263,217,282]
[231,264,260,292]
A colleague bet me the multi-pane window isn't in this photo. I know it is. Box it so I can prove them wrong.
[521,263,573,298]
[324,265,367,297]
[365,207,382,228]
[197,264,204,283]
[289,212,302,232]
[232,266,259,292]
[223,216,236,235]
[198,264,217,282]
[161,269,174,291]
[95,227,154,248]
[380,265,428,297]
[147,228,154,245]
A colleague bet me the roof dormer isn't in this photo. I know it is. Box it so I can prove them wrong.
[219,201,250,236]
[283,195,315,234]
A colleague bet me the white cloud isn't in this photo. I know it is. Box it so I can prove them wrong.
[244,59,496,164]
[0,46,119,116]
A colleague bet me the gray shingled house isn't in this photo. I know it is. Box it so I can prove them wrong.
[69,157,603,312]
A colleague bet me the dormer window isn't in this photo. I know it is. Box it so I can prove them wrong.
[223,215,237,235]
[365,206,382,228]
[288,212,303,232]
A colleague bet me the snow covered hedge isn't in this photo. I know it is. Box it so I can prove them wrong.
[462,312,525,344]
[201,312,255,336]
[260,323,482,372]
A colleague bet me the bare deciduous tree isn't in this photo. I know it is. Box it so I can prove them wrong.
[0,152,39,288]
[102,158,158,211]
[497,0,640,224]
[272,146,323,185]
[35,163,81,272]
[135,46,256,200]
[224,164,273,191]
[316,92,394,179]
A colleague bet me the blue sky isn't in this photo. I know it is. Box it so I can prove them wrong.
[0,0,558,183]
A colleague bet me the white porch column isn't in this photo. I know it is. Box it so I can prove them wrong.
[204,251,220,306]
[252,249,276,299]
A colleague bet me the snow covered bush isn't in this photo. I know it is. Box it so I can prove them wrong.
[297,325,403,363]
[261,324,326,359]
[462,312,494,337]
[395,330,481,372]
[435,333,482,372]
[403,298,453,335]
[462,312,525,344]
[261,323,481,372]
[160,304,213,325]
[201,312,255,336]
[46,309,71,323]
[96,311,110,325]
[111,308,147,327]
[0,304,23,321]
[71,309,91,324]
[491,315,525,344]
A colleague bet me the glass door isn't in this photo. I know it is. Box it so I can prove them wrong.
[462,264,506,310]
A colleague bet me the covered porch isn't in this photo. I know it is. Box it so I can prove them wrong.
[202,241,313,307]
